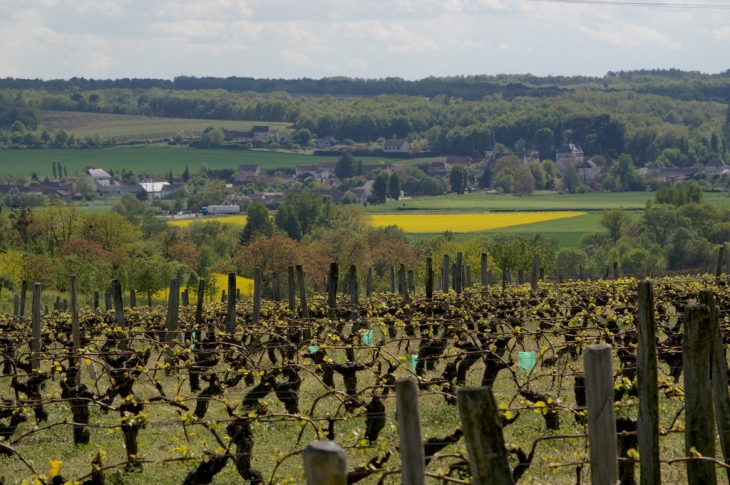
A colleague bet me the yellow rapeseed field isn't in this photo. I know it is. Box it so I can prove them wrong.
[154,273,254,299]
[369,212,585,233]
[168,215,248,228]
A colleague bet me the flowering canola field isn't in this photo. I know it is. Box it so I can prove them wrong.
[369,212,585,233]
[168,215,248,228]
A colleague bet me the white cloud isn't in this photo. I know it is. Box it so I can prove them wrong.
[580,23,682,50]
[708,26,730,41]
[279,49,316,68]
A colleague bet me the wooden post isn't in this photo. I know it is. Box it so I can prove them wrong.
[395,378,425,485]
[20,280,27,317]
[226,273,236,333]
[584,344,619,485]
[364,267,372,298]
[398,264,406,297]
[288,265,296,311]
[455,252,463,295]
[505,268,512,285]
[725,242,730,276]
[399,264,411,310]
[488,270,493,286]
[349,265,359,325]
[637,281,660,485]
[408,269,414,294]
[302,441,347,485]
[272,272,280,301]
[442,255,450,293]
[390,265,396,293]
[539,268,544,281]
[518,269,524,285]
[147,290,152,308]
[579,264,584,281]
[717,245,726,278]
[221,290,226,303]
[93,291,99,311]
[464,266,471,288]
[31,283,41,371]
[613,261,619,279]
[699,290,730,481]
[683,304,717,485]
[70,275,81,387]
[111,280,125,329]
[104,291,112,311]
[129,288,136,308]
[531,253,539,291]
[457,387,514,485]
[195,278,205,327]
[604,264,610,279]
[296,264,310,339]
[481,253,488,288]
[165,278,180,368]
[180,289,188,307]
[425,257,433,299]
[236,288,241,302]
[328,262,338,321]
[252,267,262,325]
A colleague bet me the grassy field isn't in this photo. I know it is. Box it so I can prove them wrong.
[369,190,730,213]
[0,147,325,178]
[40,111,291,142]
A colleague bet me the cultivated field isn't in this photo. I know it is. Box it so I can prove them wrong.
[41,111,291,142]
[369,212,585,233]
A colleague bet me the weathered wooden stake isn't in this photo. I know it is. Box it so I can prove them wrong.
[296,264,310,340]
[457,387,514,485]
[717,245,726,278]
[328,262,338,321]
[288,265,296,311]
[226,273,236,333]
[395,378,425,485]
[93,291,99,311]
[481,253,488,289]
[147,290,152,308]
[725,242,730,276]
[455,252,463,295]
[20,280,27,317]
[683,304,717,485]
[302,441,347,485]
[408,269,414,294]
[70,275,81,386]
[425,257,433,299]
[195,278,205,327]
[252,267,262,325]
[531,253,539,291]
[442,255,450,293]
[613,261,619,279]
[637,281,660,485]
[349,265,359,326]
[518,269,524,285]
[31,283,41,371]
[390,265,396,293]
[584,344,619,485]
[165,278,180,369]
[399,264,411,311]
[129,288,136,308]
[112,280,125,329]
[464,265,471,288]
[579,264,584,281]
[104,291,112,311]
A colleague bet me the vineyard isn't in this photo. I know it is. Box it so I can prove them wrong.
[0,259,729,484]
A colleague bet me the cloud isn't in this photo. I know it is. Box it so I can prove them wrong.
[708,26,730,41]
[580,23,682,50]
[279,49,316,68]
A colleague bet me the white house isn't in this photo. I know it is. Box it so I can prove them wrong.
[253,125,270,143]
[383,138,410,153]
[86,168,112,182]
[313,136,339,148]
[576,159,601,184]
[223,130,254,142]
[555,143,584,173]
[706,158,727,173]
[139,181,170,199]
[278,131,293,143]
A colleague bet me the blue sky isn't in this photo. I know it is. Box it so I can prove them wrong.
[1,0,728,80]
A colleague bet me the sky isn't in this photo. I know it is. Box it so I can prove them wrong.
[0,0,729,81]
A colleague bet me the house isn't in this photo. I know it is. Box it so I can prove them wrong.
[427,161,448,177]
[646,163,662,176]
[161,183,187,198]
[555,143,584,172]
[224,130,255,142]
[350,181,374,203]
[295,165,320,179]
[247,192,284,205]
[313,136,339,148]
[139,181,170,199]
[278,131,293,143]
[98,183,142,197]
[446,157,471,168]
[87,168,112,182]
[253,126,270,143]
[237,164,260,176]
[232,171,259,187]
[222,194,250,206]
[383,138,410,153]
[706,158,727,173]
[576,160,601,184]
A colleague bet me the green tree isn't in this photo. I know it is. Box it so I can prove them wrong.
[600,208,631,243]
[297,128,311,144]
[640,204,687,247]
[528,161,546,190]
[556,247,588,275]
[478,165,492,189]
[209,128,225,145]
[563,165,580,193]
[335,150,356,179]
[373,171,389,203]
[74,174,97,200]
[388,172,401,200]
[51,160,57,179]
[182,165,190,182]
[240,203,274,244]
[534,127,554,161]
[449,165,468,194]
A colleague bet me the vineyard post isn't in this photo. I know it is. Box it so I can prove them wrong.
[104,291,112,311]
[165,278,180,371]
[400,264,411,314]
[130,288,136,308]
[13,295,19,316]
[20,280,26,317]
[93,291,99,311]
[584,344,619,485]
[408,269,414,294]
[288,265,296,311]
[272,272,280,301]
[604,264,609,279]
[518,269,524,285]
[366,267,373,298]
[579,265,584,281]
[112,279,125,330]
[442,255,450,293]
[147,290,152,307]
[539,268,544,281]
[31,282,41,371]
[724,242,730,275]
[683,304,717,485]
[252,267,262,325]
[699,289,730,479]
[181,289,189,307]
[457,387,514,485]
[350,265,359,328]
[481,253,488,289]
[296,264,311,340]
[395,378,426,485]
[398,265,406,298]
[455,252,463,295]
[488,270,493,286]
[221,290,226,303]
[425,257,433,299]
[302,441,347,485]
[70,275,81,387]
[531,253,539,291]
[195,278,205,330]
[716,245,725,278]
[328,262,338,321]
[613,262,619,279]
[505,268,512,285]
[226,273,236,333]
[390,265,396,293]
[637,281,660,485]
